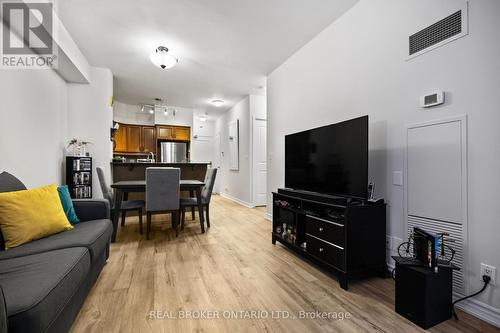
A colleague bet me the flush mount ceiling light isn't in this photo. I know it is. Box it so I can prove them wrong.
[211,99,224,107]
[150,46,178,69]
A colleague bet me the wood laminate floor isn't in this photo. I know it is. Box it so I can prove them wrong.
[71,195,499,333]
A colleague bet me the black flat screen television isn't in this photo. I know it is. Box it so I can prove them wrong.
[285,115,368,199]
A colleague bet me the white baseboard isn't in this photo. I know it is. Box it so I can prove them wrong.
[455,296,500,328]
[220,193,255,208]
[265,212,272,221]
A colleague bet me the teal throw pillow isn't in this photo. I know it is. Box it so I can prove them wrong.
[57,185,80,225]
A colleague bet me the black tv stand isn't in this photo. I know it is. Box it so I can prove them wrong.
[272,188,387,290]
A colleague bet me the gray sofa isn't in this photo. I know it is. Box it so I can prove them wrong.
[0,172,113,333]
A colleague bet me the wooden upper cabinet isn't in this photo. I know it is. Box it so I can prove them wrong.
[174,127,190,141]
[113,124,127,152]
[114,123,189,154]
[114,123,156,154]
[126,126,142,152]
[156,125,190,141]
[156,126,173,140]
[141,126,156,153]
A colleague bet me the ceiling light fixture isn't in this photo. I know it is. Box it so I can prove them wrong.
[150,46,178,70]
[211,99,224,107]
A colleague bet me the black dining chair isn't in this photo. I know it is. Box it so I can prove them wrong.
[145,167,181,239]
[180,168,217,231]
[96,167,145,234]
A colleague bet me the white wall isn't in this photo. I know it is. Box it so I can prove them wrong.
[215,96,252,206]
[214,94,267,206]
[113,101,194,128]
[267,0,500,320]
[155,107,193,127]
[113,101,154,125]
[0,70,68,188]
[67,67,114,198]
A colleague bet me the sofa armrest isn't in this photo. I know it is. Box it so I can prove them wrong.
[0,286,8,333]
[73,199,110,222]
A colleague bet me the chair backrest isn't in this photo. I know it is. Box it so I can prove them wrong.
[201,168,217,203]
[96,167,113,205]
[146,167,180,212]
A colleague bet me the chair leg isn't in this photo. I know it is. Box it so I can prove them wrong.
[121,210,126,227]
[191,206,195,220]
[181,207,185,230]
[146,212,152,240]
[206,204,210,228]
[174,211,179,237]
[138,208,143,235]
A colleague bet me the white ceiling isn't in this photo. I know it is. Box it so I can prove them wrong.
[58,0,358,115]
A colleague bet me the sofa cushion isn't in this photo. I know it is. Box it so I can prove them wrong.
[0,172,27,250]
[0,184,74,249]
[57,185,80,225]
[0,247,91,333]
[0,219,112,262]
[0,172,26,193]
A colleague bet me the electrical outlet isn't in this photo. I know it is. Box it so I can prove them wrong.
[385,235,392,251]
[480,263,496,286]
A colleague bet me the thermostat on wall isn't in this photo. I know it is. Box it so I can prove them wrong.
[420,91,445,108]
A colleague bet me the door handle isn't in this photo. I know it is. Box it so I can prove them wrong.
[319,227,324,232]
[319,248,324,252]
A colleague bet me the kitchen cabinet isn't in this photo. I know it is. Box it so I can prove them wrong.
[173,127,190,141]
[114,123,158,154]
[156,125,190,141]
[126,126,142,152]
[142,126,156,152]
[156,126,173,140]
[114,125,127,152]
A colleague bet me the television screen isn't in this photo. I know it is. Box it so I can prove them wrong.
[285,116,368,199]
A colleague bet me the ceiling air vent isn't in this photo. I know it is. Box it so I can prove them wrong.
[408,5,468,59]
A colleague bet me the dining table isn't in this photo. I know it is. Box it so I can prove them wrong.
[110,180,206,242]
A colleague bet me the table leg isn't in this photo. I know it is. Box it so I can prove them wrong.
[195,187,205,233]
[112,189,123,242]
[189,190,195,220]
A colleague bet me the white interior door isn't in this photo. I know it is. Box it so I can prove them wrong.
[213,132,222,194]
[191,137,213,163]
[253,118,267,206]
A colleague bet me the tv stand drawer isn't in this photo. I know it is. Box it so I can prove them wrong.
[306,234,345,270]
[306,215,345,247]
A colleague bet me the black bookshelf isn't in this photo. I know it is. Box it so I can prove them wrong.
[66,156,92,199]
[272,188,386,290]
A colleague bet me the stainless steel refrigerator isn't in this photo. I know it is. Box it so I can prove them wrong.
[160,142,187,163]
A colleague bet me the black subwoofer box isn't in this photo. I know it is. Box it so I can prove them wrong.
[395,261,453,329]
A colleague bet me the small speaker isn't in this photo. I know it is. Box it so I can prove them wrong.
[420,92,445,108]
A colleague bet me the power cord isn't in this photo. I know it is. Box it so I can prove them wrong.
[452,275,491,320]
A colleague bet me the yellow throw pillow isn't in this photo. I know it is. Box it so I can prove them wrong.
[0,183,73,249]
